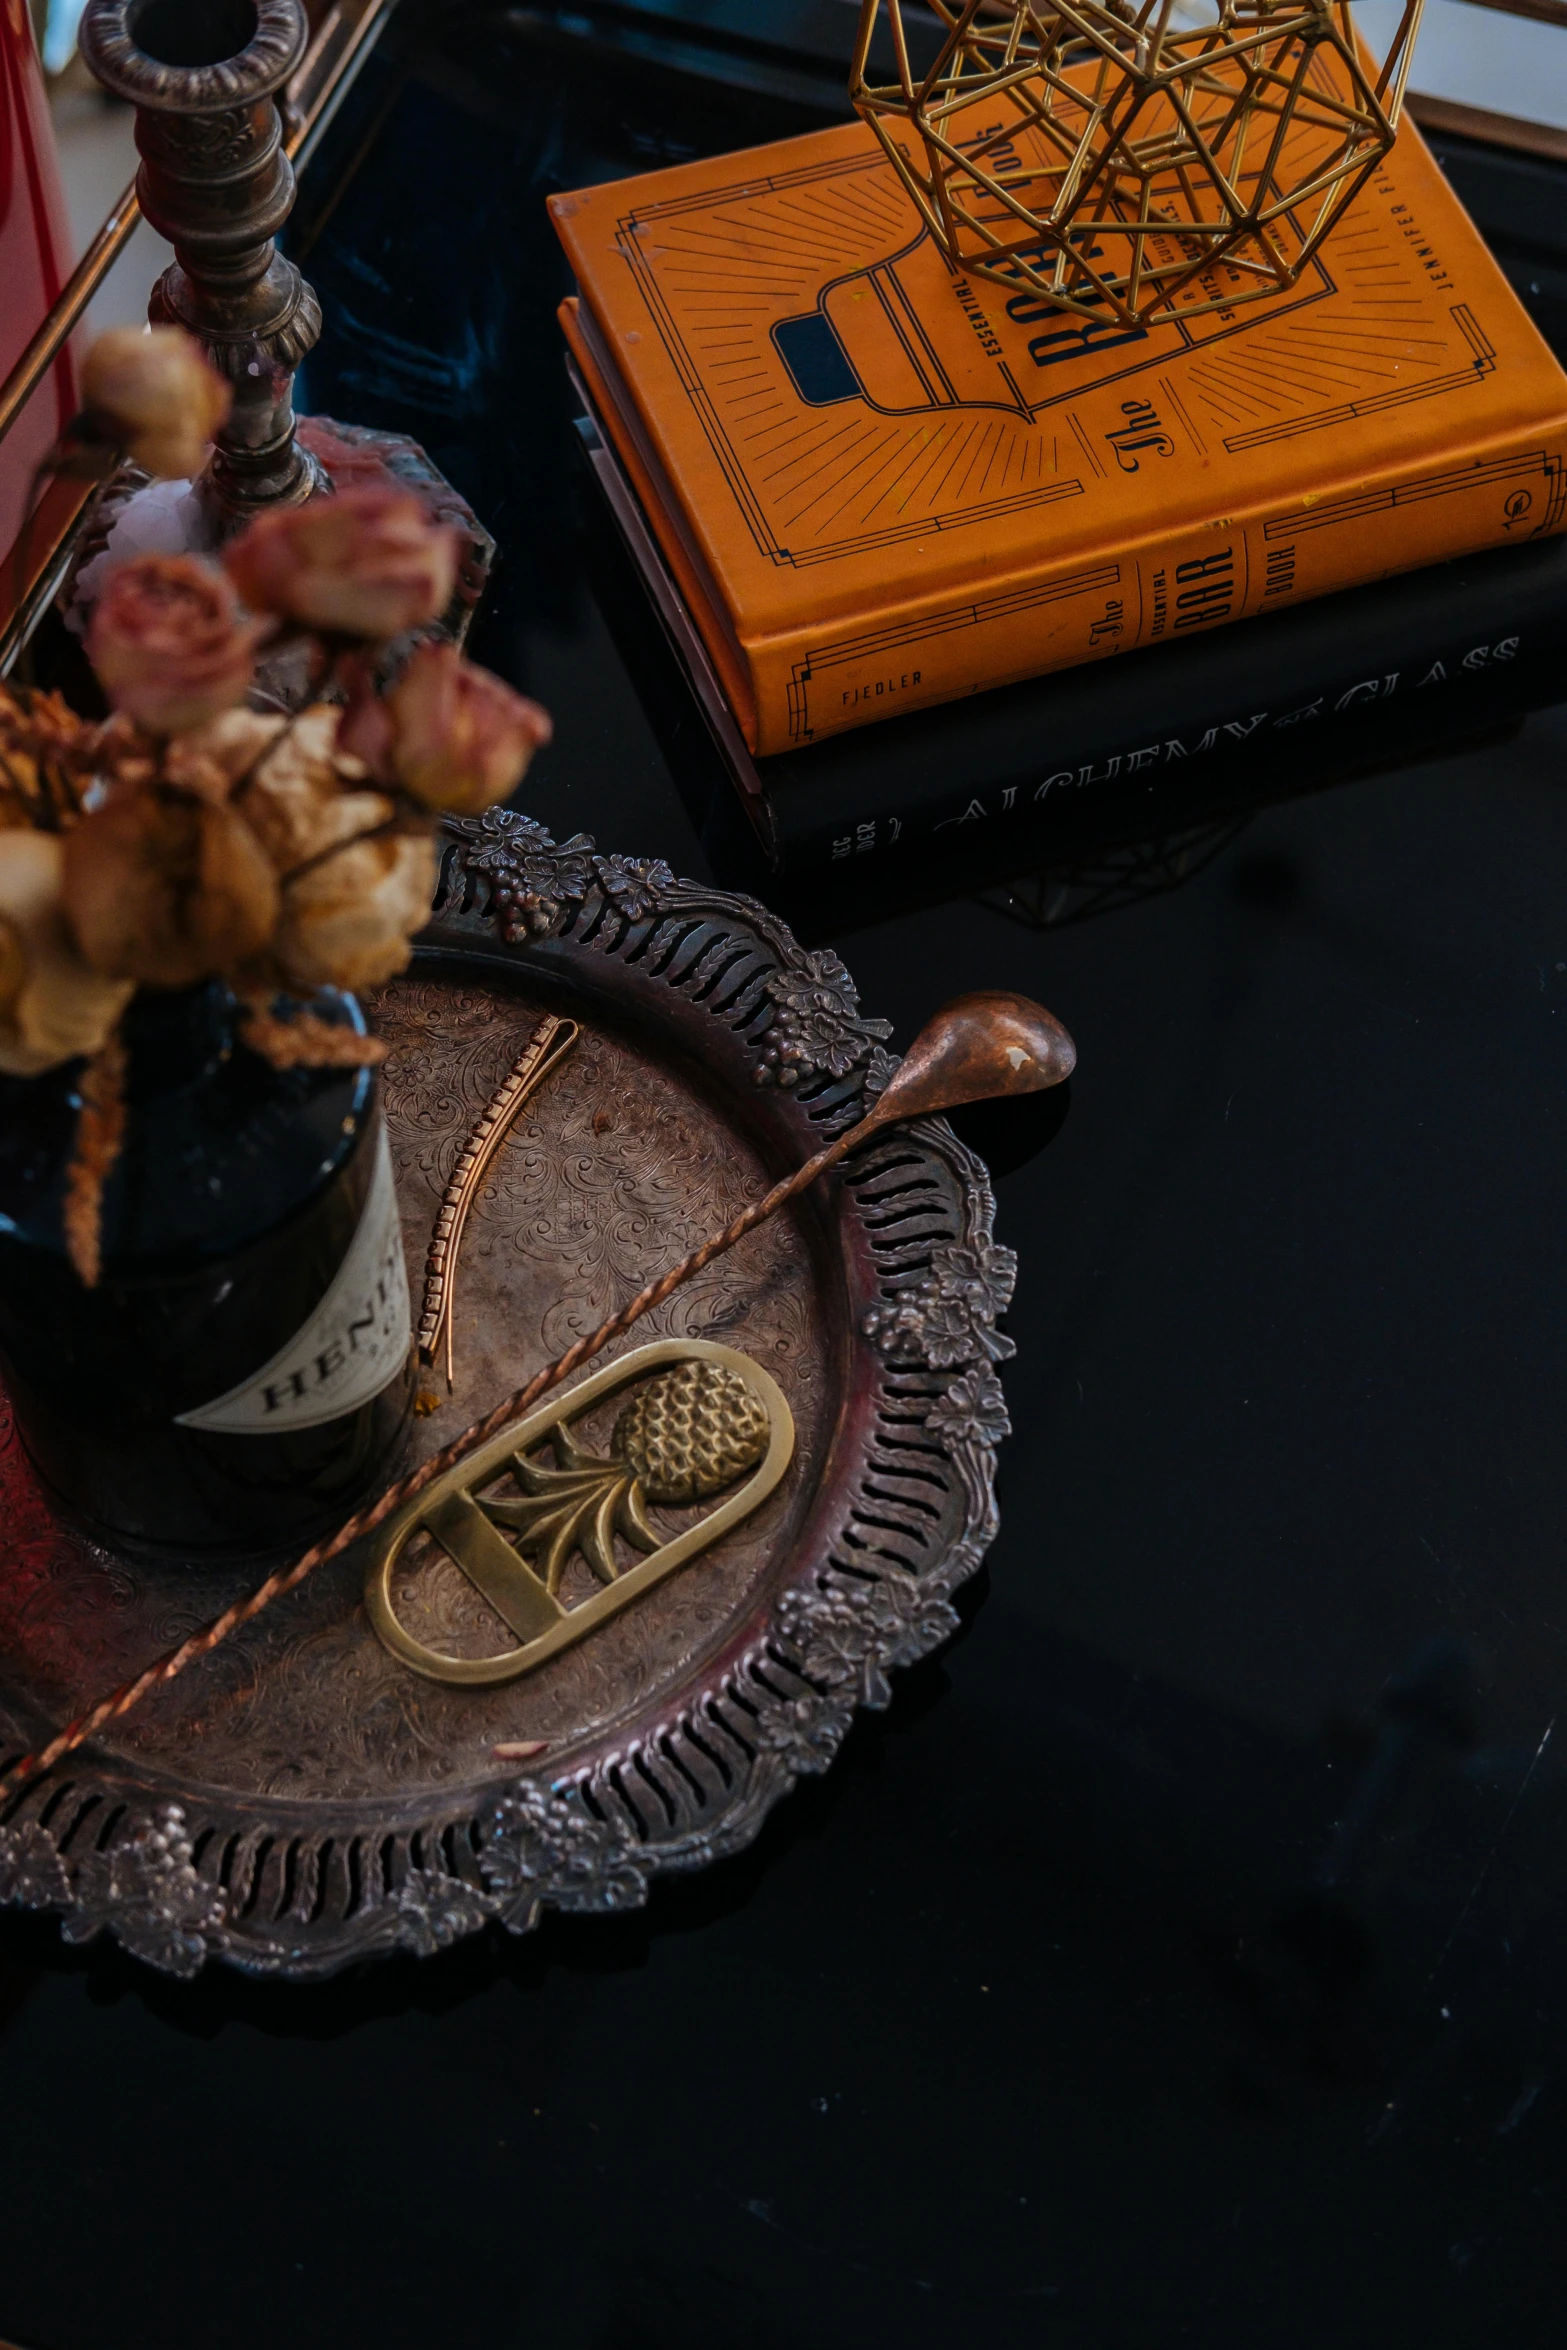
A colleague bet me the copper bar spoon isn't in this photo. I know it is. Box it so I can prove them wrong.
[0,989,1075,1802]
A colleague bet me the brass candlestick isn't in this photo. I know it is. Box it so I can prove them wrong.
[79,0,324,528]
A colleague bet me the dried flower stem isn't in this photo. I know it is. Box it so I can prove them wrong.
[0,688,95,830]
[62,1025,128,1288]
[237,996,389,1069]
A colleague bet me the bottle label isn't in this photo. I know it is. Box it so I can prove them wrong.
[175,1127,411,1436]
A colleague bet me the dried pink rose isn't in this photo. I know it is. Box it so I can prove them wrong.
[87,555,267,737]
[332,653,395,778]
[369,642,552,814]
[223,488,459,640]
[0,831,133,1076]
[81,326,231,482]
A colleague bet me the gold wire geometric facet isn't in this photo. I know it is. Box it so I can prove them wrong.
[850,1,1427,326]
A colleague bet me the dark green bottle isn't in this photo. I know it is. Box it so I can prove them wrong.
[0,981,413,1559]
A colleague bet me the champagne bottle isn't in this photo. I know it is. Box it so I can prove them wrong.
[0,981,414,1559]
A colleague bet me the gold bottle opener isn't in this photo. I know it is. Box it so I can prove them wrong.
[366,1339,795,1687]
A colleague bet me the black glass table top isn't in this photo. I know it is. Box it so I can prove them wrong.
[5,6,1567,2345]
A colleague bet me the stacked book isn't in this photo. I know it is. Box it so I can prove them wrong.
[548,99,1567,872]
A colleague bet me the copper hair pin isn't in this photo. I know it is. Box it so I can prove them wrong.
[415,1013,579,1406]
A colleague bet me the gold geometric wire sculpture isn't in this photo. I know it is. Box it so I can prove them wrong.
[850,1,1427,326]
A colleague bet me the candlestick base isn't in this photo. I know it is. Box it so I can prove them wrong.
[63,415,495,711]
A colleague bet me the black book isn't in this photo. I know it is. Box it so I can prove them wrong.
[574,402,1567,877]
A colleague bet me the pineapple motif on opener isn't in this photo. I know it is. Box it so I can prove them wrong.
[850,1,1426,327]
[367,1321,796,1686]
[479,1360,773,1594]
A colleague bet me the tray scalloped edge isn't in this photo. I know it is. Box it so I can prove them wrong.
[0,812,1018,1979]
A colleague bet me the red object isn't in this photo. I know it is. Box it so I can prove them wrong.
[0,0,77,566]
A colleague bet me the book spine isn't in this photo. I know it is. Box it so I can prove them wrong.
[763,617,1563,873]
[560,299,763,748]
[747,440,1567,756]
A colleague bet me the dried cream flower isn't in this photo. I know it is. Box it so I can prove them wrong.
[0,831,133,1076]
[272,828,438,992]
[62,786,280,989]
[230,702,397,872]
[160,706,289,807]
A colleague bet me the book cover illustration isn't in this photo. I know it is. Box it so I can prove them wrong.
[551,99,1567,753]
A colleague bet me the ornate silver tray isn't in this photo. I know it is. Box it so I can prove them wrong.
[0,814,1015,1979]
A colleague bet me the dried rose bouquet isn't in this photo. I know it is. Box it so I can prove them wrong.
[0,328,551,1288]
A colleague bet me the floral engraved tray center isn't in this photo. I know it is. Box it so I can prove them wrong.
[0,819,1015,1978]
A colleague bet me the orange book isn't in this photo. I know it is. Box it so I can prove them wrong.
[549,109,1567,759]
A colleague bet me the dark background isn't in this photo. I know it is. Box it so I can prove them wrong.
[5,6,1567,2343]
